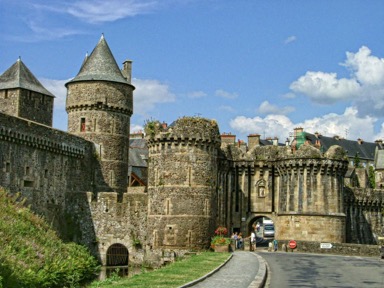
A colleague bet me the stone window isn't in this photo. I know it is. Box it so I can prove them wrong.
[5,162,10,172]
[4,90,8,99]
[80,117,86,132]
[44,169,48,178]
[25,166,30,175]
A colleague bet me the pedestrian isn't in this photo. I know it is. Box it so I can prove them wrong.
[231,232,238,249]
[250,231,256,251]
[237,232,243,249]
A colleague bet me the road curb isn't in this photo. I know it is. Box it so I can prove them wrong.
[248,252,268,288]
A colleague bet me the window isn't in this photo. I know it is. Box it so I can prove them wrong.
[5,162,10,172]
[4,90,8,99]
[80,118,86,132]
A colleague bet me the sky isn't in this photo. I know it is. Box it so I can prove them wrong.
[2,0,384,143]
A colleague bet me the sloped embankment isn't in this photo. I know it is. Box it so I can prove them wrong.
[0,188,99,288]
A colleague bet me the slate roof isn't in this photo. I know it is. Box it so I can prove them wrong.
[66,35,129,86]
[305,132,378,161]
[0,58,54,97]
[129,138,148,168]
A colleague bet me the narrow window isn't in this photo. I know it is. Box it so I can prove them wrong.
[25,166,30,175]
[5,162,10,172]
[109,170,115,186]
[4,90,8,99]
[93,118,97,131]
[28,91,32,100]
[80,118,86,132]
[44,169,48,178]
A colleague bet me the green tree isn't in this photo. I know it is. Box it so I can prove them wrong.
[368,165,376,188]
[354,153,361,168]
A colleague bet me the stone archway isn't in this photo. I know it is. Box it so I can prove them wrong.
[248,215,275,247]
[105,243,129,277]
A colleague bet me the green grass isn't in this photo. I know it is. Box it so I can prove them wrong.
[89,252,230,288]
[0,188,99,288]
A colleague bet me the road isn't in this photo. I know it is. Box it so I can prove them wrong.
[260,251,384,288]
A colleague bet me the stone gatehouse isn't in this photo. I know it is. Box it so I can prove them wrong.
[0,36,383,267]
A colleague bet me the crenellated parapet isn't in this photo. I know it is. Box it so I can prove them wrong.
[146,117,221,148]
[344,187,384,207]
[0,112,89,158]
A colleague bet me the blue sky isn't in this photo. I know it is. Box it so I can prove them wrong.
[2,0,384,143]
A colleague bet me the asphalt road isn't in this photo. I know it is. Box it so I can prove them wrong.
[260,251,384,288]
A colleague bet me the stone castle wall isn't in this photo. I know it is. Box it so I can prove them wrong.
[0,112,95,236]
[345,187,384,244]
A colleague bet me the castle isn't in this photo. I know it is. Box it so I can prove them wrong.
[0,36,383,268]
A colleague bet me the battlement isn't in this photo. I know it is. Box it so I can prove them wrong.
[145,117,221,147]
[345,187,384,206]
[0,112,91,157]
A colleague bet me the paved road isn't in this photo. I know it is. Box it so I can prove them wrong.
[189,251,261,288]
[260,251,384,288]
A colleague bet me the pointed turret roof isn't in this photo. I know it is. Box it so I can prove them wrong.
[66,35,128,86]
[0,58,54,97]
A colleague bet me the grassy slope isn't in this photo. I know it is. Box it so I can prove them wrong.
[0,188,99,288]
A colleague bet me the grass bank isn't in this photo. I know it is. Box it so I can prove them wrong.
[90,251,230,288]
[0,188,99,288]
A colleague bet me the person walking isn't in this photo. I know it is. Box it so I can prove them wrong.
[250,231,256,251]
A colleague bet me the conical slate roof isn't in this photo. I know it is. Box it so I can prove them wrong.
[66,35,128,86]
[0,58,54,97]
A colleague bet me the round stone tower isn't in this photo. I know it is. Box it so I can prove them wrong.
[65,35,134,195]
[146,117,221,250]
[273,144,349,242]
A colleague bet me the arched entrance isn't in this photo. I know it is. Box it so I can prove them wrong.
[105,243,129,277]
[248,215,275,247]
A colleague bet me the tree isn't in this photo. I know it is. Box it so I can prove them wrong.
[368,165,375,188]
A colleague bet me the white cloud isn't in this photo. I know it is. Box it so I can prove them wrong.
[215,89,238,99]
[65,0,159,23]
[132,78,176,116]
[187,91,207,98]
[290,46,384,118]
[284,35,296,44]
[230,107,378,142]
[130,123,144,134]
[298,107,376,141]
[258,100,295,115]
[290,71,360,104]
[230,114,294,141]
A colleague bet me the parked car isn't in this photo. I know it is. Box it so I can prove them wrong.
[263,224,275,237]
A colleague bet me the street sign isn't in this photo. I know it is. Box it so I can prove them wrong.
[320,243,333,249]
[288,240,297,249]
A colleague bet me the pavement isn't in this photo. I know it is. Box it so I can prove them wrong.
[180,250,268,288]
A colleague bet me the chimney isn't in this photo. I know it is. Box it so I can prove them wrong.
[272,137,278,146]
[122,60,132,84]
[357,138,363,145]
[161,122,168,130]
[238,140,247,152]
[221,132,236,147]
[294,127,304,136]
[375,139,383,145]
[248,134,261,150]
[334,135,340,140]
[314,131,320,138]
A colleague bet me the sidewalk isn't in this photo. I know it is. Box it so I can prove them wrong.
[181,250,267,288]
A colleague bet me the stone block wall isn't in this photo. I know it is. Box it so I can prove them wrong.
[0,112,95,237]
